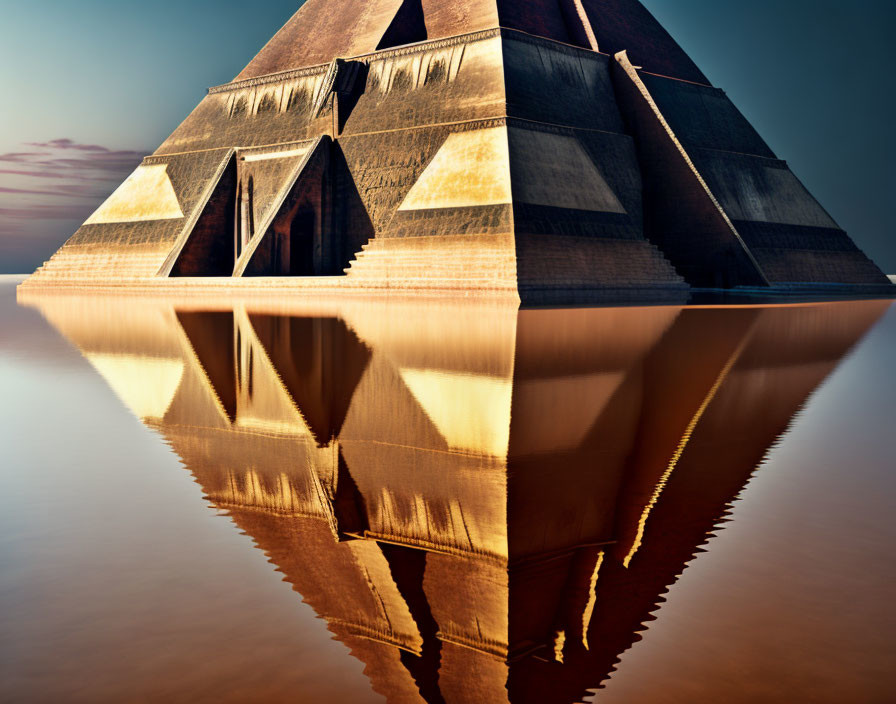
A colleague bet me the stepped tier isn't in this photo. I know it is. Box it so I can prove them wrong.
[20,1,892,299]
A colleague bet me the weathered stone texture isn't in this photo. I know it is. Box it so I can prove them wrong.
[342,33,506,134]
[636,69,889,286]
[171,156,237,277]
[611,54,767,288]
[498,0,587,47]
[158,68,331,155]
[339,126,455,233]
[503,36,623,132]
[509,123,644,233]
[29,148,234,284]
[236,0,406,80]
[419,0,500,38]
[23,0,891,297]
[580,0,709,83]
[344,234,519,291]
[515,235,684,296]
[639,75,774,157]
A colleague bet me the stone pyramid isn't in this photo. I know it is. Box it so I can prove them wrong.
[24,0,892,300]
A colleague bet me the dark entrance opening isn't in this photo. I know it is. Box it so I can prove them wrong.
[238,140,374,278]
[289,209,316,275]
[170,156,237,277]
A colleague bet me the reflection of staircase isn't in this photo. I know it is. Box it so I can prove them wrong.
[344,234,519,292]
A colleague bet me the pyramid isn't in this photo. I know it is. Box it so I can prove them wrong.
[23,0,892,300]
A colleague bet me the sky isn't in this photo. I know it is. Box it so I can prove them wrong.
[0,0,893,274]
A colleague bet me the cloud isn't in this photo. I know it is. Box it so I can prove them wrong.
[0,152,42,163]
[0,183,110,198]
[43,154,148,172]
[25,138,111,152]
[0,138,149,271]
[0,141,148,176]
[0,168,122,182]
[0,138,148,210]
[0,203,98,220]
[0,186,78,197]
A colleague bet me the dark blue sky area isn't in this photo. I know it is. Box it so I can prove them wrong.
[1,0,893,272]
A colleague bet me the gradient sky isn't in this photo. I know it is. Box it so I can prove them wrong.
[0,0,893,273]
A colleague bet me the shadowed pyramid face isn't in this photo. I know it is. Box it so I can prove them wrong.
[23,293,889,702]
[24,0,891,299]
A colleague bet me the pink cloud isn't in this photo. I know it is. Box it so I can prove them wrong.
[0,204,95,220]
[0,183,109,198]
[0,186,76,197]
[0,139,148,175]
[0,168,121,182]
[25,138,111,152]
[0,152,42,163]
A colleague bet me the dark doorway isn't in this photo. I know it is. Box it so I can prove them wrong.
[240,139,373,278]
[170,156,237,277]
[289,209,316,275]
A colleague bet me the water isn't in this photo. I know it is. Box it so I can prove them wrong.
[2,276,894,703]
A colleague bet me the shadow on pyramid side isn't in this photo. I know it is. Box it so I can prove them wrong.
[22,0,893,302]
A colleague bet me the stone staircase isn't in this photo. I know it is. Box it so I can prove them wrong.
[751,247,892,286]
[344,234,519,291]
[515,235,688,291]
[22,233,695,301]
[22,247,168,287]
[342,233,690,300]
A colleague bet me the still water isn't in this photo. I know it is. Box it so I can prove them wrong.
[1,276,894,703]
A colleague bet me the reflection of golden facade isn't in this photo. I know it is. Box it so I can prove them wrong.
[20,1,892,299]
[24,294,887,702]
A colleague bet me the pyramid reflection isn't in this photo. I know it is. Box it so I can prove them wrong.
[25,294,888,703]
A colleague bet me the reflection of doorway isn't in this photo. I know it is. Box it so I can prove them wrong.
[289,209,316,275]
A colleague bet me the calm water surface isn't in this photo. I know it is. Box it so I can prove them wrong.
[1,276,894,703]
